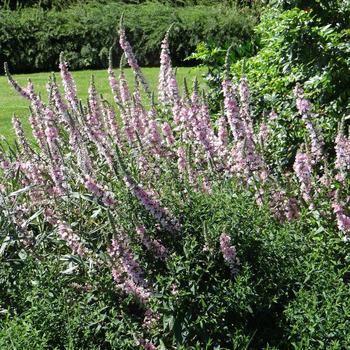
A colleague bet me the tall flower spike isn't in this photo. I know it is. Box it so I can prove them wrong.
[222,79,245,140]
[158,27,172,104]
[108,236,152,304]
[123,174,180,233]
[43,108,69,196]
[29,112,47,151]
[293,152,312,202]
[239,76,254,138]
[119,59,131,106]
[294,84,323,162]
[87,76,103,131]
[177,147,187,173]
[57,220,89,257]
[136,225,168,260]
[103,103,123,148]
[50,74,69,120]
[84,176,115,207]
[119,18,151,97]
[59,53,79,112]
[162,121,175,146]
[334,132,350,181]
[4,62,30,99]
[332,202,350,239]
[144,119,163,156]
[12,116,32,158]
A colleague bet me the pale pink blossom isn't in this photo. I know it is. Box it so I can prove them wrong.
[84,176,115,207]
[332,202,350,234]
[219,233,239,274]
[335,134,350,178]
[123,175,180,233]
[59,55,79,112]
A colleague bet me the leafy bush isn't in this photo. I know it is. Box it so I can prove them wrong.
[0,0,238,9]
[285,259,350,348]
[0,1,257,73]
[232,6,350,168]
[1,27,349,348]
[193,3,350,169]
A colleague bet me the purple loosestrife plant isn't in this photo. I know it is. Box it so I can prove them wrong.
[158,29,172,105]
[59,53,79,113]
[119,22,151,98]
[158,26,179,106]
[12,116,33,158]
[107,236,152,304]
[3,26,350,349]
[57,220,89,257]
[4,62,30,99]
[136,225,168,261]
[332,202,350,240]
[123,174,180,233]
[137,339,157,350]
[222,79,244,141]
[108,50,122,105]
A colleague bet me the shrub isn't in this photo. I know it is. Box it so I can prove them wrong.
[193,3,350,169]
[1,25,349,348]
[0,1,257,73]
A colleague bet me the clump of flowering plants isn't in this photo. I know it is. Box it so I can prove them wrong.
[1,23,349,349]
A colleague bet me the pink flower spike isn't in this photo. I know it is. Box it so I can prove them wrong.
[136,225,168,260]
[59,55,79,112]
[57,220,89,257]
[219,233,239,274]
[293,152,312,202]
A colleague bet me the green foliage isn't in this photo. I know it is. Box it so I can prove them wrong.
[194,3,350,168]
[285,261,350,349]
[0,0,250,10]
[0,0,86,10]
[1,179,349,348]
[269,0,350,27]
[0,1,257,73]
[232,6,350,169]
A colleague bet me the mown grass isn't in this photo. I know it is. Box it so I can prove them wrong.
[0,67,205,140]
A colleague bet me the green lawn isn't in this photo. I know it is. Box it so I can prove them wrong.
[0,67,205,141]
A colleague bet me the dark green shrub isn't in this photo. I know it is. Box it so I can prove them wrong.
[285,260,350,349]
[0,2,257,73]
[2,180,348,348]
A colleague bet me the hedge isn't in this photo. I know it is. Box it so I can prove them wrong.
[0,1,257,73]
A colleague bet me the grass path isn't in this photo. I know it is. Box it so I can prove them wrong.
[0,67,205,140]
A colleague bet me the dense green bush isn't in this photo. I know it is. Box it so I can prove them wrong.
[0,1,257,73]
[2,182,348,348]
[232,6,350,169]
[270,0,350,27]
[0,0,238,9]
[194,2,350,169]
